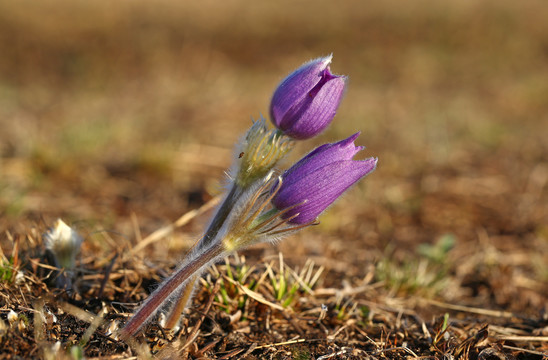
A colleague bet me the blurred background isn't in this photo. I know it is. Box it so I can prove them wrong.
[0,0,546,312]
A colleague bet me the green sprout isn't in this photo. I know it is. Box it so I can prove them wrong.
[266,254,323,308]
[0,257,15,283]
[376,234,455,296]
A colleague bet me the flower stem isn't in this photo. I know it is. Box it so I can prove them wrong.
[155,184,244,333]
[200,184,242,250]
[162,275,197,330]
[120,242,225,339]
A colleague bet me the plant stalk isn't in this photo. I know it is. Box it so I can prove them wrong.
[162,275,197,330]
[161,184,243,329]
[120,242,224,338]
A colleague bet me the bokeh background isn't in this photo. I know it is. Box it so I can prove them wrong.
[1,0,547,314]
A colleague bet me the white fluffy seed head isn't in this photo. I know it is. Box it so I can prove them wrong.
[44,219,83,270]
[7,310,18,326]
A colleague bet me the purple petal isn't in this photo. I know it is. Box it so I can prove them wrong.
[281,75,347,139]
[273,157,378,224]
[280,133,363,189]
[270,56,332,128]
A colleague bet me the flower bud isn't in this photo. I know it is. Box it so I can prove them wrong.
[44,219,83,289]
[7,310,18,327]
[270,55,347,140]
[271,133,377,224]
[44,219,83,271]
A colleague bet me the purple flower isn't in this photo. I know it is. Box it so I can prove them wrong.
[270,55,347,140]
[272,133,377,224]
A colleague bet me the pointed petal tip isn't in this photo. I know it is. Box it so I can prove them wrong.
[320,53,333,65]
[366,156,379,165]
[346,132,361,143]
[306,54,333,70]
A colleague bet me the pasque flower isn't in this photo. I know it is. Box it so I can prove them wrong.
[121,56,378,339]
[270,55,346,139]
[272,133,377,224]
[44,219,84,289]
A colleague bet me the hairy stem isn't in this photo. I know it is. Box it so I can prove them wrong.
[163,276,197,330]
[199,184,242,250]
[120,242,224,339]
[161,184,242,328]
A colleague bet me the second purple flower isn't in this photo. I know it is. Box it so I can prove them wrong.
[271,133,377,224]
[270,55,347,140]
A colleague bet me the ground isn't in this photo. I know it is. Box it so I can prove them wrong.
[0,0,547,358]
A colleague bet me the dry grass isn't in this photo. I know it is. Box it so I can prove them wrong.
[0,0,547,358]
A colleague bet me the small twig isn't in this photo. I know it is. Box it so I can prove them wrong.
[98,253,118,299]
[327,324,349,341]
[130,212,142,245]
[33,300,45,344]
[28,258,60,271]
[488,324,529,336]
[253,338,307,350]
[313,282,383,297]
[374,346,419,357]
[218,347,245,359]
[424,298,516,318]
[502,345,548,356]
[421,321,432,342]
[58,301,97,323]
[239,343,258,358]
[94,331,123,345]
[195,338,221,357]
[81,306,107,346]
[317,347,352,360]
[497,335,548,342]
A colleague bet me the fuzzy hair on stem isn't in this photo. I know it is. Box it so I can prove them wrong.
[120,174,318,337]
[157,120,295,332]
[120,241,225,338]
